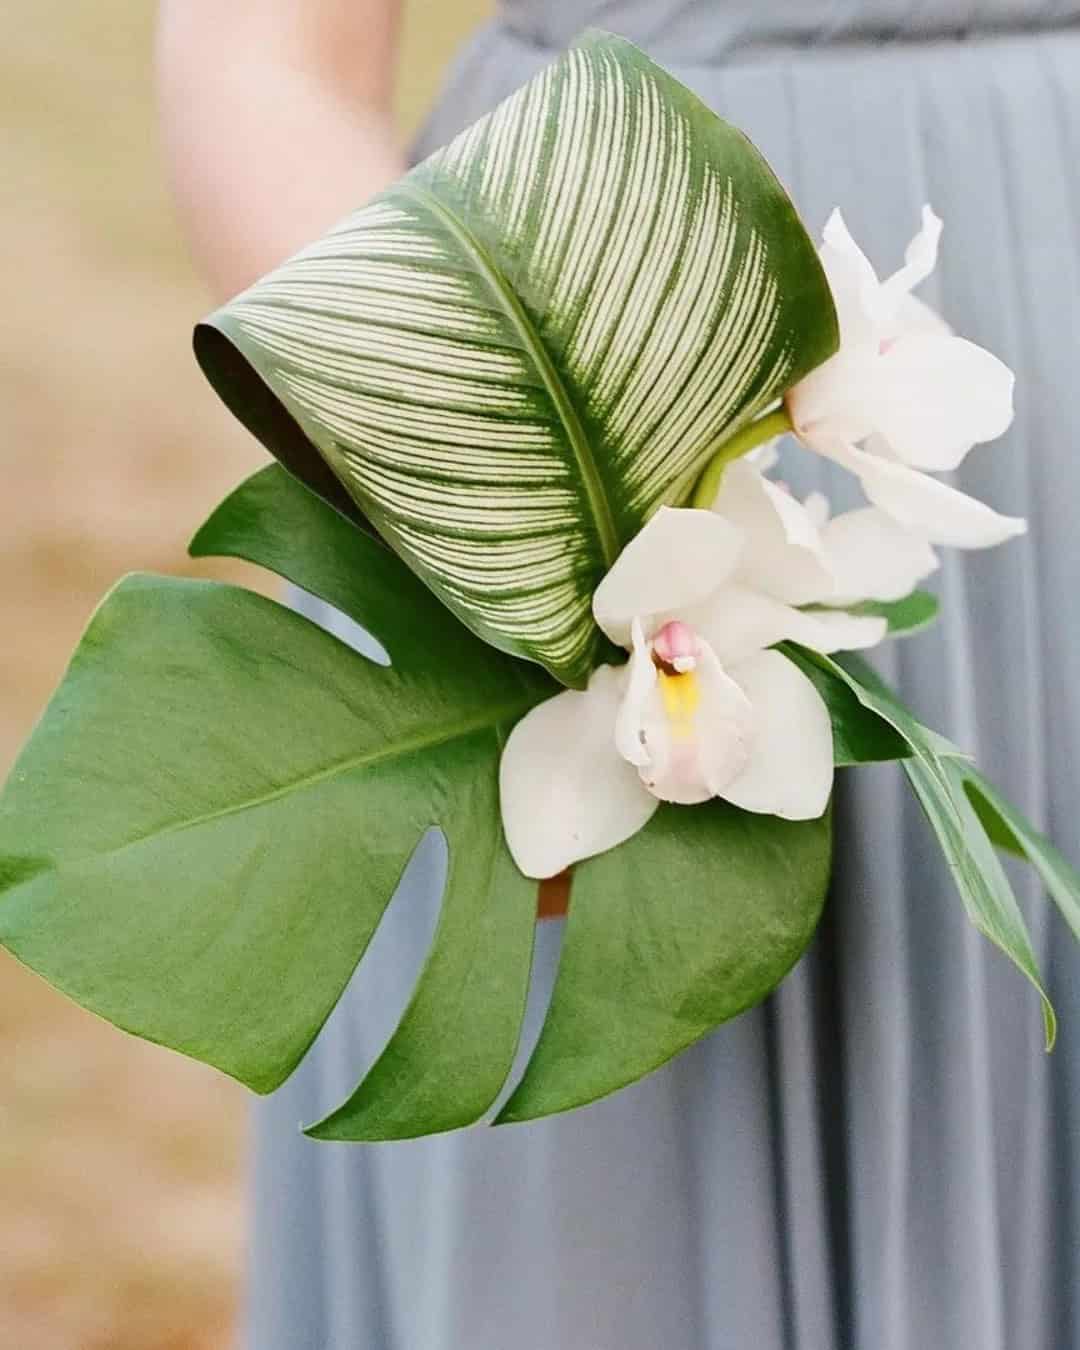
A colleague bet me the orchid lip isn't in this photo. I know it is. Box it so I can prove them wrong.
[651,619,700,674]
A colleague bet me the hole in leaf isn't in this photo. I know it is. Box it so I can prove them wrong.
[487,912,567,1119]
[296,827,447,1120]
[290,587,391,667]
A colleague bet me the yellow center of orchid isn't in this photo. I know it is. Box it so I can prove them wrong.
[657,669,700,741]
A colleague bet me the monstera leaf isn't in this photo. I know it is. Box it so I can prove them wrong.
[195,31,837,687]
[3,464,1073,1136]
[498,800,832,1123]
[0,509,551,1133]
[9,30,1070,1141]
[0,469,841,1138]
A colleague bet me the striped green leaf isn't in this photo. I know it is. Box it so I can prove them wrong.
[195,32,837,687]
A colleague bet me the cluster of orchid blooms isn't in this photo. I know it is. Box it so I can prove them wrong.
[500,207,1024,880]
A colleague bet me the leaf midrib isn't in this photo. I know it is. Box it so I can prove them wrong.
[24,694,536,874]
[397,180,620,568]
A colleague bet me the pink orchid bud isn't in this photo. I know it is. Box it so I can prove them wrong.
[652,620,699,672]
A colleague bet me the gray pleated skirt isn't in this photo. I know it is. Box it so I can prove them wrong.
[249,5,1080,1346]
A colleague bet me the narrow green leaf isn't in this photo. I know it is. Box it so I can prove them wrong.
[801,649,1056,1049]
[0,575,547,1118]
[904,756,1056,1048]
[195,32,837,687]
[497,801,831,1124]
[856,589,939,635]
[814,648,968,761]
[780,644,910,765]
[963,770,1080,945]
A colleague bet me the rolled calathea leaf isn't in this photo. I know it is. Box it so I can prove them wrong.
[0,33,1076,1143]
[193,30,838,689]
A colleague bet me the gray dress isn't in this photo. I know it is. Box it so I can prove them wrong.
[249,5,1080,1346]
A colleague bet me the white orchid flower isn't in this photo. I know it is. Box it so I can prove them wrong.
[499,507,841,879]
[799,488,940,607]
[711,457,940,611]
[785,206,1026,548]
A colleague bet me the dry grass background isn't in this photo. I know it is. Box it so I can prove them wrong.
[1,2,490,1345]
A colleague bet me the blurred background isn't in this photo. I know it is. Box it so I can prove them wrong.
[1,2,490,1345]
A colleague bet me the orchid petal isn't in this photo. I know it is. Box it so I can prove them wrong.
[693,645,757,799]
[895,291,951,338]
[687,582,882,664]
[592,506,743,647]
[682,585,803,664]
[876,204,943,320]
[817,440,1028,549]
[626,642,754,806]
[869,335,1015,470]
[791,210,930,443]
[499,665,658,879]
[710,460,834,605]
[820,507,939,605]
[798,609,889,650]
[785,345,879,449]
[614,618,656,768]
[819,208,881,345]
[722,650,833,821]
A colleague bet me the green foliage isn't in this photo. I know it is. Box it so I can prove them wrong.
[0,28,1073,1141]
[780,643,911,766]
[1,465,1076,1138]
[497,801,832,1123]
[810,589,940,637]
[0,468,835,1137]
[194,32,838,688]
[796,649,1059,1048]
[191,463,460,665]
[963,769,1080,946]
[905,755,1056,1047]
[0,548,549,1131]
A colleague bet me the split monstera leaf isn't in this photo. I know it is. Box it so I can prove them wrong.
[0,34,1076,1141]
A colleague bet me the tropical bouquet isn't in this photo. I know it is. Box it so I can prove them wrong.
[2,33,1077,1141]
